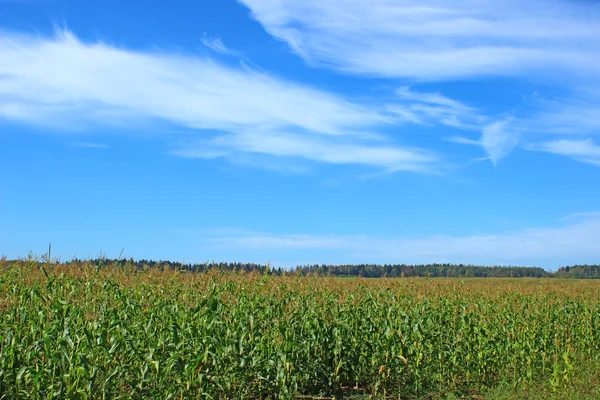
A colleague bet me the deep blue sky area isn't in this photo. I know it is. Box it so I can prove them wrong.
[1,0,600,269]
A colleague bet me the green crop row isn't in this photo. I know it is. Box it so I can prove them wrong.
[0,263,599,399]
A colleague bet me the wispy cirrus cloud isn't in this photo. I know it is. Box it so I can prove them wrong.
[388,86,485,130]
[173,129,437,173]
[479,120,520,165]
[239,0,600,80]
[201,36,229,54]
[71,141,109,149]
[387,87,524,166]
[395,87,474,111]
[200,35,237,56]
[0,30,383,134]
[0,29,438,173]
[518,91,600,136]
[448,119,520,165]
[476,91,600,166]
[447,92,600,166]
[199,212,600,269]
[239,0,600,166]
[529,139,600,167]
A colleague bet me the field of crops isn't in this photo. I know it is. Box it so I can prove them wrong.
[1,262,599,399]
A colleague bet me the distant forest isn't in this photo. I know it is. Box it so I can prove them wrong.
[5,257,600,279]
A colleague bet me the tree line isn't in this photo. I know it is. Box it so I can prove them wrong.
[554,265,600,279]
[5,257,600,278]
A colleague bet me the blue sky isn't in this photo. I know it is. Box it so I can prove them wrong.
[1,0,600,269]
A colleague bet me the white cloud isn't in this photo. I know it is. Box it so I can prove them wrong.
[561,211,600,222]
[489,90,600,164]
[239,0,600,80]
[516,92,600,136]
[201,36,230,54]
[239,0,600,166]
[480,119,519,165]
[446,90,600,165]
[443,119,520,165]
[444,136,481,146]
[0,29,439,172]
[173,129,437,172]
[71,141,109,149]
[201,213,600,269]
[388,87,484,130]
[396,87,472,111]
[530,139,600,167]
[0,30,384,134]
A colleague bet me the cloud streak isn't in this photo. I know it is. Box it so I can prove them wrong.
[239,0,600,80]
[0,30,384,133]
[530,139,600,167]
[200,213,600,269]
[173,129,437,172]
[0,29,438,172]
[201,36,230,55]
[3,20,598,171]
[240,0,600,165]
[71,141,109,149]
[388,86,485,130]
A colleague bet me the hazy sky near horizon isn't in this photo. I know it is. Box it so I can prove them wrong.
[1,0,600,269]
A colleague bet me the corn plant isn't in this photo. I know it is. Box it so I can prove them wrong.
[0,261,599,399]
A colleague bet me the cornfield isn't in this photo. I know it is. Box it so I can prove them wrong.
[1,262,599,398]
